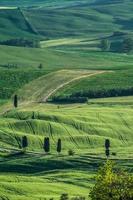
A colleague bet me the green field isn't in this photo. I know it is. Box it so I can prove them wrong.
[0,44,133,100]
[0,96,133,199]
[0,0,133,199]
[0,0,133,41]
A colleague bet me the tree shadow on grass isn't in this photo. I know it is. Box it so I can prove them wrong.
[0,153,132,174]
[0,153,104,174]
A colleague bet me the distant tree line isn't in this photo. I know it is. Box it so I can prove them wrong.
[0,38,40,48]
[100,37,133,53]
[52,87,133,103]
[51,97,88,104]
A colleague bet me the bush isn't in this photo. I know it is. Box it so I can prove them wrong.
[68,149,75,156]
[112,152,117,156]
[60,193,69,200]
[90,161,133,200]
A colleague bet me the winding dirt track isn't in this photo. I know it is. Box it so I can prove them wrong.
[43,71,107,102]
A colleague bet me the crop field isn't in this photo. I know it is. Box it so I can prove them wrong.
[53,69,133,100]
[0,44,133,101]
[17,70,105,102]
[0,96,133,199]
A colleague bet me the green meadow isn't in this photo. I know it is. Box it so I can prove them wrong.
[0,0,133,199]
[0,97,133,199]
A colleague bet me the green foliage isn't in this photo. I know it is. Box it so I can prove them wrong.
[68,150,75,156]
[90,161,133,200]
[60,193,69,200]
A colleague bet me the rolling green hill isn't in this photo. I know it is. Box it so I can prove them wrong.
[52,69,133,101]
[0,0,133,41]
[0,1,133,199]
[1,97,133,152]
[0,96,133,199]
[17,70,105,102]
[0,44,133,100]
[0,8,39,40]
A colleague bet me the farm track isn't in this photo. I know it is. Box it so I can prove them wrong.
[43,71,109,102]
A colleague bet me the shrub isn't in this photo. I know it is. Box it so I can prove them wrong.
[68,149,75,156]
[112,152,117,156]
[60,193,69,200]
[90,161,133,200]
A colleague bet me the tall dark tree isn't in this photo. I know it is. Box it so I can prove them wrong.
[22,136,28,151]
[57,138,62,154]
[14,94,18,108]
[32,112,35,119]
[105,139,110,158]
[44,137,50,153]
[105,139,110,149]
[105,149,110,158]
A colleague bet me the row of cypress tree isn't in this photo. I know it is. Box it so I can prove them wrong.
[22,136,62,153]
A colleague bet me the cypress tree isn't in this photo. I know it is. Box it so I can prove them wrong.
[105,149,110,158]
[22,136,28,151]
[14,94,18,108]
[44,137,50,153]
[32,112,35,119]
[105,139,110,149]
[57,138,61,154]
[105,139,110,158]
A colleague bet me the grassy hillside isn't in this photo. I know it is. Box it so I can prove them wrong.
[0,69,47,99]
[0,44,133,100]
[17,70,104,102]
[0,1,133,199]
[1,96,133,152]
[0,8,39,40]
[0,0,133,41]
[0,0,93,7]
[52,69,133,101]
[0,96,133,199]
[0,154,132,200]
